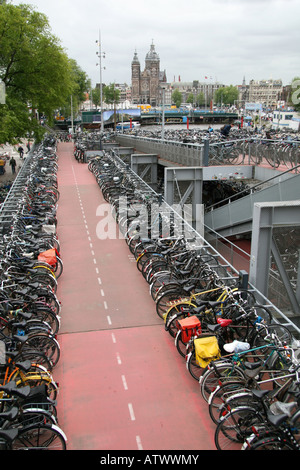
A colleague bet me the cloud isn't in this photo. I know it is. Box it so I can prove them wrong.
[10,0,300,86]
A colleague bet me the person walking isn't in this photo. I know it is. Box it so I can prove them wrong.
[9,156,16,174]
[0,157,5,175]
[18,146,24,159]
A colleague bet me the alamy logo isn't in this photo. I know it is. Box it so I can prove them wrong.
[95,197,204,241]
[291,79,300,105]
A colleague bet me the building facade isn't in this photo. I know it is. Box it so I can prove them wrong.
[131,42,167,107]
[248,79,283,108]
[171,80,225,107]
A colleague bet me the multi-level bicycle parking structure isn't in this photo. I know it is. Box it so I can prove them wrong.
[0,136,66,449]
[86,141,300,450]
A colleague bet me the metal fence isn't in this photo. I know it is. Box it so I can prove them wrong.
[115,135,204,167]
[115,134,300,171]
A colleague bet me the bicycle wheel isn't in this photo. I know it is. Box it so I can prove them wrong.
[215,406,265,450]
[157,295,192,320]
[30,272,57,293]
[21,333,60,367]
[248,434,296,450]
[11,423,67,450]
[175,330,188,358]
[14,408,57,427]
[200,361,246,403]
[208,380,250,425]
[12,369,59,401]
[53,256,63,279]
[252,323,293,350]
[166,312,188,338]
[163,299,195,321]
[31,307,60,335]
[186,350,204,381]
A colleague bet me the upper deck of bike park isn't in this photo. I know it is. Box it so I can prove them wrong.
[54,141,218,450]
[54,139,300,451]
[88,133,300,333]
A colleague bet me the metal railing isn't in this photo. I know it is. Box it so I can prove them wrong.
[106,147,300,338]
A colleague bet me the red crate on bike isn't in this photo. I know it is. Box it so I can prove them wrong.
[177,315,201,343]
[38,248,57,267]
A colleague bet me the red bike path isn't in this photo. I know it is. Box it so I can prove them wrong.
[54,142,216,451]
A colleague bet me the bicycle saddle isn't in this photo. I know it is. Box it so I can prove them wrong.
[0,382,30,399]
[0,428,18,442]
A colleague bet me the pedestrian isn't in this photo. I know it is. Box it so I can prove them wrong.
[0,157,5,175]
[18,146,24,159]
[9,156,16,174]
[220,124,232,138]
[26,142,31,153]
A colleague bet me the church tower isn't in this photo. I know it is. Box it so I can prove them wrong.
[131,50,140,105]
[131,42,166,106]
[145,41,160,107]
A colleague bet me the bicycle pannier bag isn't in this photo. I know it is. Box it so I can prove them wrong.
[194,336,221,368]
[177,316,201,343]
[38,248,57,267]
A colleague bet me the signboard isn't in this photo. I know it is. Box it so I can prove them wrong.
[245,102,262,111]
[94,108,141,123]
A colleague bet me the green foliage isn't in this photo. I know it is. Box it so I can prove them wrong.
[214,85,239,105]
[103,84,120,105]
[196,92,205,107]
[172,89,182,108]
[0,3,88,144]
[186,93,194,104]
[91,87,100,108]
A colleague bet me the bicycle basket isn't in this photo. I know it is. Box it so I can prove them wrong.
[194,336,221,368]
[38,248,57,266]
[177,316,201,343]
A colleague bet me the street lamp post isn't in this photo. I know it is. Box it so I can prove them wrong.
[96,31,105,133]
[161,85,166,141]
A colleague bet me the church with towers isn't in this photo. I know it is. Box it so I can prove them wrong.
[131,42,167,107]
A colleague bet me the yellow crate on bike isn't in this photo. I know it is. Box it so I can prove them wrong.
[194,336,221,368]
[177,316,201,343]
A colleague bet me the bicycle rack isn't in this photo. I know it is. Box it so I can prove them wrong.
[95,147,300,340]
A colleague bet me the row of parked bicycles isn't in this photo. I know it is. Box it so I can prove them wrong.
[88,149,300,450]
[0,136,66,449]
[123,126,300,169]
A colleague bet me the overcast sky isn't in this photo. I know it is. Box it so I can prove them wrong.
[11,0,300,88]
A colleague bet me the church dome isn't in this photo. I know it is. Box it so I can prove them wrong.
[132,50,140,65]
[145,42,159,62]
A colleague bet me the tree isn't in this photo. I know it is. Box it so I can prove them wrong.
[196,92,205,107]
[103,84,120,106]
[58,60,89,120]
[103,84,121,129]
[91,86,100,108]
[0,3,83,143]
[186,93,194,105]
[172,89,182,108]
[214,85,238,106]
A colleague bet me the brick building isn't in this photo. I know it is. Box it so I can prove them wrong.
[131,42,167,106]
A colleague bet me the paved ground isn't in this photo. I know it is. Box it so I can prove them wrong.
[0,140,31,183]
[53,142,217,451]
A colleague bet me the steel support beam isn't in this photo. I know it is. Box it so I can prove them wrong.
[250,201,300,314]
[131,154,158,185]
[164,167,203,233]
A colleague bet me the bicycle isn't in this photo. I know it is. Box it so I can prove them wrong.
[215,387,300,450]
[199,335,295,403]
